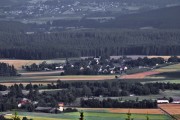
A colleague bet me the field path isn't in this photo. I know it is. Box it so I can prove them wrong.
[120,71,160,79]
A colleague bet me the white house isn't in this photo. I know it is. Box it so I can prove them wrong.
[157,98,169,104]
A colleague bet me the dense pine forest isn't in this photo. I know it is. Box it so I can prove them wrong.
[0,29,180,59]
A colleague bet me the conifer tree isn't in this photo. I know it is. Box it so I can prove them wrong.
[79,111,85,120]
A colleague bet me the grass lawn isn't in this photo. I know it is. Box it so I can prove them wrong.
[4,111,171,120]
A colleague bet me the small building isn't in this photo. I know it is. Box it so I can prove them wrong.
[157,98,169,104]
[44,68,51,71]
[58,102,64,112]
[18,98,31,108]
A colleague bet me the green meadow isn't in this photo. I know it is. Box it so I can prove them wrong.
[4,111,171,120]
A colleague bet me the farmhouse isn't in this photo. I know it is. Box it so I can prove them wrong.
[18,98,31,108]
[58,102,64,112]
[157,98,169,104]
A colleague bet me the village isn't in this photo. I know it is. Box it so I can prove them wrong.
[22,56,170,76]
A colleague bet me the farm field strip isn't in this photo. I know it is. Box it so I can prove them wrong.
[78,108,164,114]
[0,59,66,70]
[154,64,180,72]
[120,71,160,79]
[159,104,180,115]
[3,111,170,120]
[120,63,180,80]
[141,79,180,84]
[0,75,116,86]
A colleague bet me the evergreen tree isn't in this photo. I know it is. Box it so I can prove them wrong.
[79,111,85,120]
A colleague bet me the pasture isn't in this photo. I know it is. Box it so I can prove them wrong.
[0,75,116,86]
[3,110,171,120]
[119,63,180,84]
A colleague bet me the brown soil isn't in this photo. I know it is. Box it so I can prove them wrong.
[120,71,160,79]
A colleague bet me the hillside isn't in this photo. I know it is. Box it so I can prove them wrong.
[112,5,180,29]
[0,0,27,6]
[52,5,180,29]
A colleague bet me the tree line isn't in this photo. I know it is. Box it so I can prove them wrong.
[1,80,180,112]
[81,98,157,108]
[1,30,180,59]
[0,62,17,76]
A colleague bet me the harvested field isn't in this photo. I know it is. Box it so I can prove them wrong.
[110,55,180,60]
[0,75,115,86]
[78,108,164,114]
[108,108,163,114]
[0,59,65,70]
[159,104,180,115]
[20,70,64,76]
[120,71,160,79]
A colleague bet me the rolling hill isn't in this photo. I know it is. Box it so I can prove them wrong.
[112,5,180,29]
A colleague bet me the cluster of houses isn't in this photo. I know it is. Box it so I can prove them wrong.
[24,56,130,75]
[18,98,65,113]
[64,56,129,75]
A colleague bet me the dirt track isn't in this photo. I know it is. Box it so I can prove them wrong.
[120,71,160,79]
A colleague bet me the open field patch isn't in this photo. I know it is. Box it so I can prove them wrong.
[0,59,65,70]
[3,111,170,120]
[78,108,163,114]
[154,63,180,72]
[0,75,116,86]
[120,71,160,79]
[110,55,180,60]
[151,71,180,79]
[159,104,180,115]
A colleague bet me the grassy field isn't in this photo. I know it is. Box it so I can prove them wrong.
[153,63,180,72]
[0,75,116,86]
[3,111,171,120]
[143,63,180,83]
[82,90,180,102]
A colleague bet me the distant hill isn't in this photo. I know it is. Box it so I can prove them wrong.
[53,5,180,29]
[0,0,27,6]
[111,5,180,29]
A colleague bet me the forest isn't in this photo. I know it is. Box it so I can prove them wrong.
[0,29,180,59]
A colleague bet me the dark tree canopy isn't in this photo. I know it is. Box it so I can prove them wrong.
[0,29,180,59]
